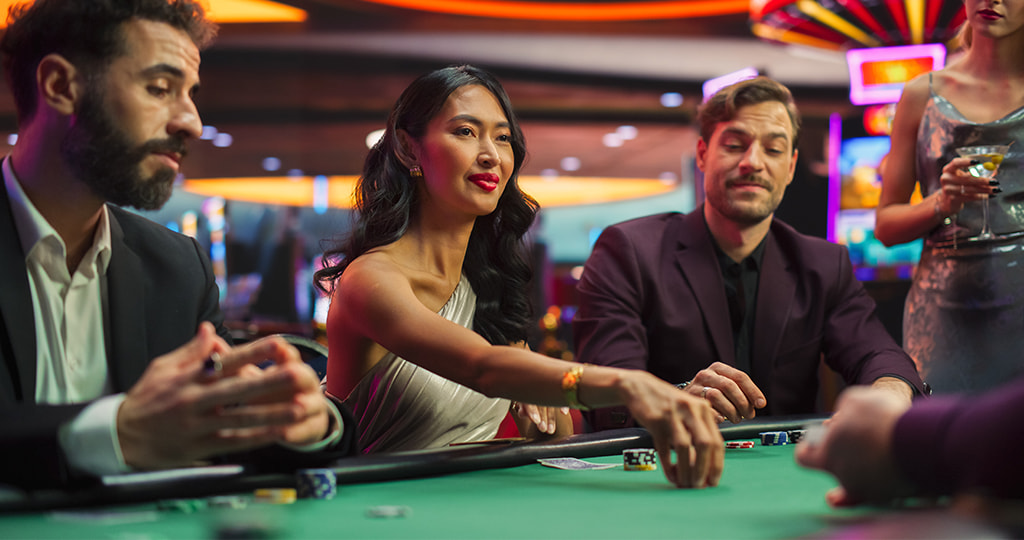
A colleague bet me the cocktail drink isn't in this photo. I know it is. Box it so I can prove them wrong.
[956,144,1012,241]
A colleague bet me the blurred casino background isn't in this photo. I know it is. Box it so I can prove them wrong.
[0,0,967,353]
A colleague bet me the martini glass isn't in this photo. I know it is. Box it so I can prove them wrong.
[956,144,1012,241]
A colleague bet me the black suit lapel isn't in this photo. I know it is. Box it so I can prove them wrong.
[105,208,149,392]
[752,227,796,383]
[0,180,37,401]
[671,210,734,365]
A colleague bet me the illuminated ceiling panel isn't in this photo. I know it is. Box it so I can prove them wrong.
[354,0,748,21]
[750,0,965,50]
[0,0,306,25]
[182,175,678,208]
[204,0,306,23]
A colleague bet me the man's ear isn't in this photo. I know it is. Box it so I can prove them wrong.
[394,129,419,169]
[695,138,708,172]
[36,53,82,116]
[786,148,799,186]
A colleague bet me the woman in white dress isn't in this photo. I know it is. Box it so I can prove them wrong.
[316,65,722,488]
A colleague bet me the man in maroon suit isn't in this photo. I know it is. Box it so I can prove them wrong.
[573,77,925,431]
[796,380,1024,503]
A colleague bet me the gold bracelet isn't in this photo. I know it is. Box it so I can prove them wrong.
[561,364,590,411]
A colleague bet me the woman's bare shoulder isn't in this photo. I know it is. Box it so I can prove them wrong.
[336,252,413,301]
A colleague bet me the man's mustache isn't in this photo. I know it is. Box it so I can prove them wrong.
[138,137,189,160]
[726,176,771,191]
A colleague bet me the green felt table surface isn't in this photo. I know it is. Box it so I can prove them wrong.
[0,444,885,540]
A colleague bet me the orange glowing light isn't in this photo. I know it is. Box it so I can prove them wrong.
[203,0,306,23]
[0,0,306,25]
[181,175,678,209]
[355,0,748,21]
[860,57,933,86]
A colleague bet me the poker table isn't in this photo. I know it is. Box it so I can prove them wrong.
[0,416,1009,539]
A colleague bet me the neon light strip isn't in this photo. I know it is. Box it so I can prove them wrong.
[846,43,946,105]
[772,10,851,43]
[751,23,844,50]
[702,67,759,102]
[0,0,308,25]
[838,0,893,45]
[750,0,799,21]
[885,0,910,41]
[796,0,881,47]
[181,175,678,208]
[949,8,967,34]
[924,0,943,34]
[355,0,749,21]
[204,0,307,23]
[905,0,924,44]
[827,113,841,243]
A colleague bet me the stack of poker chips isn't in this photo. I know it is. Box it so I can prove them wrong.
[623,448,658,471]
[759,431,789,446]
[787,429,807,443]
[296,468,337,500]
[253,488,297,504]
[725,440,755,449]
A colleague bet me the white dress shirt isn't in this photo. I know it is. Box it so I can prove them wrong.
[3,158,342,478]
[3,158,128,474]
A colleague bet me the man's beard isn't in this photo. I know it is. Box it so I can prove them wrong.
[60,89,187,211]
[706,175,781,226]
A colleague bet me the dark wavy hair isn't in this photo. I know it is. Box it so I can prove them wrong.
[0,0,217,123]
[698,76,801,151]
[315,65,539,346]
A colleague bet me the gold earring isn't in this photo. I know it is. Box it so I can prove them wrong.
[409,165,423,178]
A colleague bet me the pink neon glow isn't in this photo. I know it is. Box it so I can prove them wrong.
[702,67,760,102]
[846,43,946,105]
[826,113,841,243]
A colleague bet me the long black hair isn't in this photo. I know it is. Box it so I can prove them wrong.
[315,65,539,346]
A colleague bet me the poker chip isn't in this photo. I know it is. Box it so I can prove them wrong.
[623,448,658,471]
[366,505,411,518]
[157,498,207,513]
[725,440,755,449]
[297,468,337,500]
[207,495,248,509]
[253,488,297,504]
[787,429,807,444]
[759,431,789,446]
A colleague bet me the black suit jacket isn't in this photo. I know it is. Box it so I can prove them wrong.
[573,210,925,431]
[0,186,355,489]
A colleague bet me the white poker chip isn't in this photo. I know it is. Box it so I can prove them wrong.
[366,505,411,518]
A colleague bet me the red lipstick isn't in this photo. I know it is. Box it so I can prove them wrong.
[469,173,499,193]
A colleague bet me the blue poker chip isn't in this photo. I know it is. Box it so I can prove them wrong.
[296,468,337,500]
[759,431,789,446]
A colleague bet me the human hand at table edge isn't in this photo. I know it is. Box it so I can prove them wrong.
[599,369,724,489]
[794,386,916,506]
[117,323,332,470]
[512,402,573,437]
[683,362,766,423]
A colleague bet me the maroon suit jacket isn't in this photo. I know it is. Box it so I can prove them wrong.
[893,377,1024,498]
[573,209,925,431]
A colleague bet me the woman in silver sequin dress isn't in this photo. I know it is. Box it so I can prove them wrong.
[876,0,1024,394]
[312,66,725,487]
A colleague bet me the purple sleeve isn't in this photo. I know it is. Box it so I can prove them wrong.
[573,225,650,431]
[573,224,651,373]
[822,243,925,394]
[892,379,1024,497]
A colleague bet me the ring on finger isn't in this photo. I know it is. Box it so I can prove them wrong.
[701,386,713,399]
[202,352,223,377]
